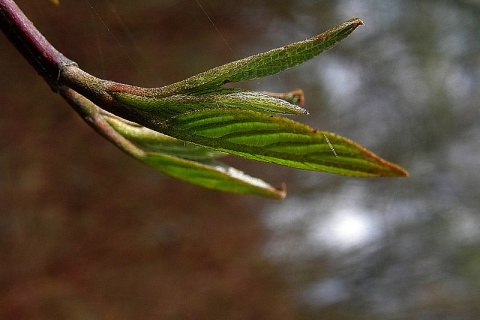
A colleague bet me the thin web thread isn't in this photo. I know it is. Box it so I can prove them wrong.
[194,0,237,58]
[194,1,287,89]
[84,0,150,85]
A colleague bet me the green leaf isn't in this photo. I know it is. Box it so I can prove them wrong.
[110,89,308,119]
[105,115,225,160]
[69,17,406,199]
[102,18,406,178]
[142,154,285,199]
[158,108,407,177]
[161,17,364,95]
[104,115,285,199]
[107,17,364,99]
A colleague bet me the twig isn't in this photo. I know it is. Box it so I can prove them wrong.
[0,0,75,91]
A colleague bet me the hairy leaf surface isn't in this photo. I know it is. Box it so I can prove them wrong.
[159,108,407,177]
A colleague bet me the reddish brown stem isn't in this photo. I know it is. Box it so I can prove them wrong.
[0,0,75,91]
[0,0,145,125]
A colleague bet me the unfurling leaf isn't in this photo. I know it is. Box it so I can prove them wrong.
[106,17,364,100]
[154,17,365,96]
[104,115,285,199]
[111,89,308,118]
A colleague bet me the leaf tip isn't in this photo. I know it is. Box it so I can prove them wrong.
[344,17,364,29]
[274,183,287,200]
[379,161,409,177]
[352,17,365,27]
[392,165,409,177]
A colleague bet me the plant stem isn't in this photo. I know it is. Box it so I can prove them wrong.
[59,87,146,160]
[0,0,75,91]
[0,0,146,125]
[0,0,148,155]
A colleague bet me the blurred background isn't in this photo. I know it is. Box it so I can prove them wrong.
[1,0,479,319]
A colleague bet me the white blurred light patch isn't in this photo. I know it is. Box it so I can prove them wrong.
[263,184,386,260]
[307,205,383,251]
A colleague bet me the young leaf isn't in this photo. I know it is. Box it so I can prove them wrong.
[156,108,407,177]
[106,17,364,100]
[61,17,407,196]
[110,89,308,119]
[104,114,285,199]
[142,154,285,199]
[161,17,364,95]
[105,115,226,160]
